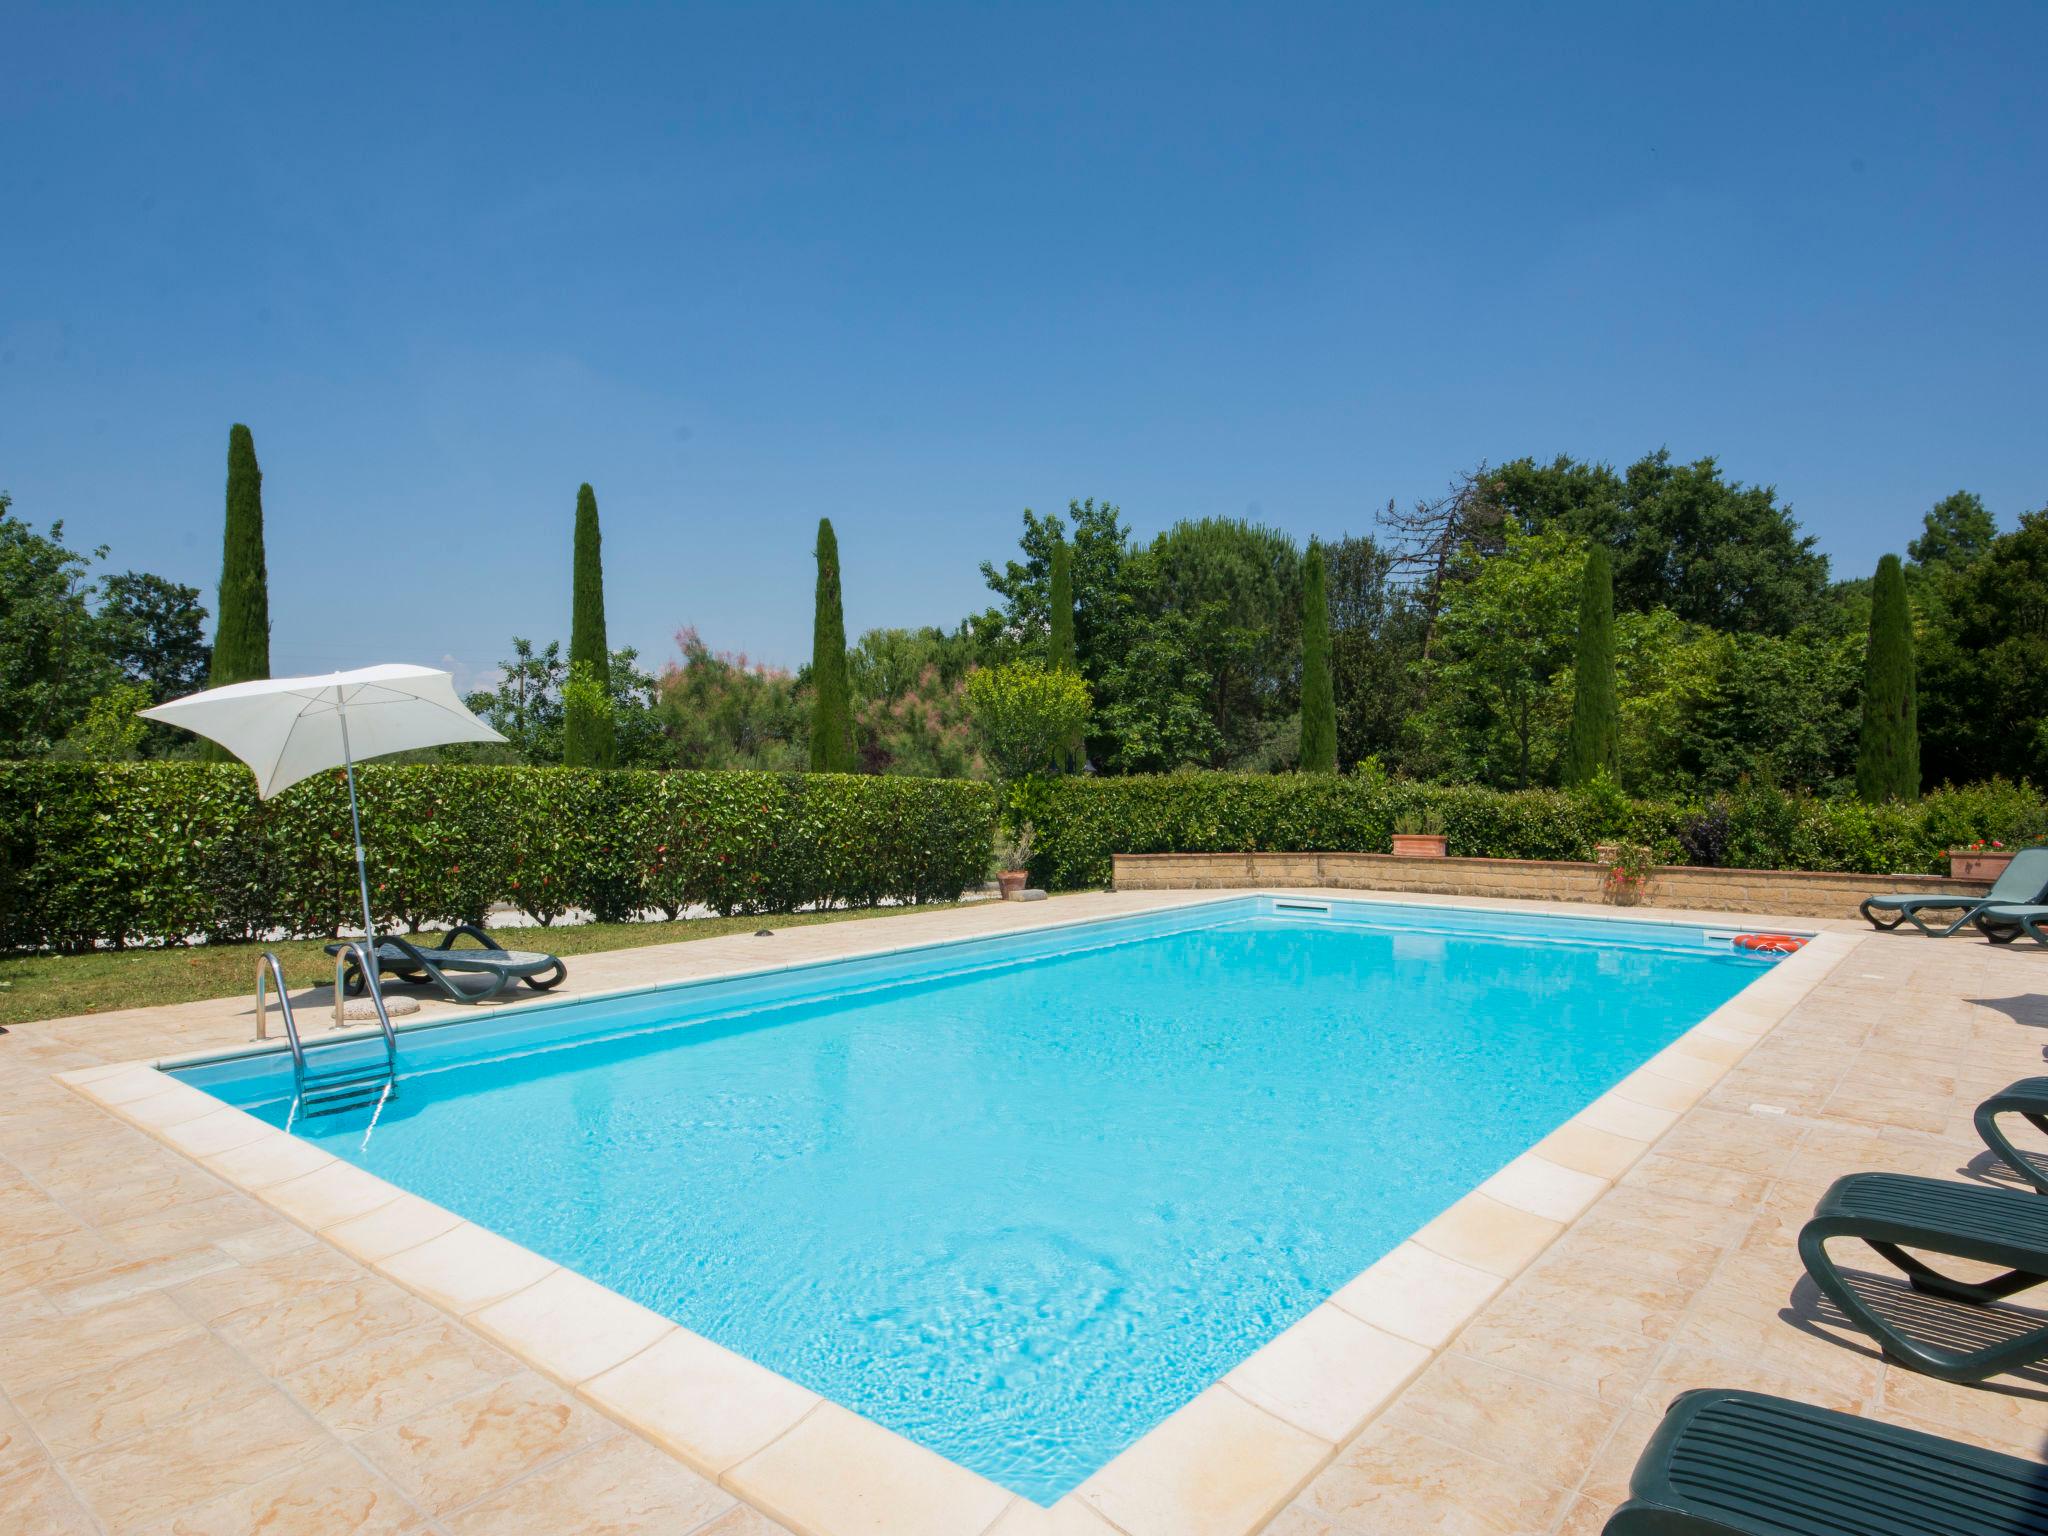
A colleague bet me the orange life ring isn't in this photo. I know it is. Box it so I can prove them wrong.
[1733,933,1806,954]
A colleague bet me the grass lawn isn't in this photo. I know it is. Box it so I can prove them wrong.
[0,903,965,1027]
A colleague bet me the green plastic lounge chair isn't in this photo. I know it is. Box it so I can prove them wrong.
[1602,1388,2048,1534]
[1977,1077,2048,1196]
[325,924,567,1005]
[1974,903,2048,946]
[1859,846,2048,936]
[1797,1172,2048,1383]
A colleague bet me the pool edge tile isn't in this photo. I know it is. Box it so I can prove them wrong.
[1222,1304,1430,1444]
[722,1399,1013,1536]
[580,1325,822,1476]
[469,1268,675,1387]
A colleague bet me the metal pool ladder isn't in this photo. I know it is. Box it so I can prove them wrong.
[254,944,400,1117]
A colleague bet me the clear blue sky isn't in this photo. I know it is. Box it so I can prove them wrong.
[4,2,2042,683]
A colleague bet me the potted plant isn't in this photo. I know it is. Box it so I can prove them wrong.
[1949,840,2017,882]
[966,661,1092,898]
[1603,841,1655,906]
[1390,808,1447,859]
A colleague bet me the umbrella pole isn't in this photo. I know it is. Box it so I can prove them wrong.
[336,692,377,947]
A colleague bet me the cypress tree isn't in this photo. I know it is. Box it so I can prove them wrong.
[1564,546,1620,785]
[564,482,615,767]
[1856,553,1919,802]
[209,423,270,690]
[1048,541,1076,672]
[1299,539,1337,773]
[809,517,856,772]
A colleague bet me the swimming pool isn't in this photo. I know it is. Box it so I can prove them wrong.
[174,896,1782,1503]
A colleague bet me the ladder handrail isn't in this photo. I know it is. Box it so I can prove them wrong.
[333,941,400,1070]
[254,950,304,1072]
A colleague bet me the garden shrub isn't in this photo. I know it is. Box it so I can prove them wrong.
[1026,772,2048,890]
[0,762,997,951]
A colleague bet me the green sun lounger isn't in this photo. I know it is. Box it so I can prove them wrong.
[326,923,567,1005]
[1977,1077,2048,1195]
[1974,902,2048,946]
[1860,846,2048,936]
[1797,1171,2048,1383]
[1602,1388,2048,1534]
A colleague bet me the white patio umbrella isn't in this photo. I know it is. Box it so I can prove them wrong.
[141,664,505,946]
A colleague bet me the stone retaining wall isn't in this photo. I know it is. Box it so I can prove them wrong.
[1110,851,1989,921]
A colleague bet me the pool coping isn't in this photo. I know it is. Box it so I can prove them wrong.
[52,890,1862,1536]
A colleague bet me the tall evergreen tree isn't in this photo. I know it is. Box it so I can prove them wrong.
[209,424,270,690]
[809,517,856,771]
[564,482,615,767]
[1298,540,1336,773]
[1047,540,1076,672]
[1563,545,1619,784]
[1856,553,1919,801]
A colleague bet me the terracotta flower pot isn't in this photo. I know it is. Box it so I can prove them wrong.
[1390,834,1447,859]
[1949,849,2015,882]
[997,869,1030,899]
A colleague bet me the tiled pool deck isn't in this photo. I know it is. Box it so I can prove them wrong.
[3,888,2045,1535]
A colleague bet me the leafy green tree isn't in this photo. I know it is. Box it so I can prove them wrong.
[1563,546,1619,785]
[1298,540,1336,773]
[1324,534,1424,770]
[978,498,1131,680]
[99,571,210,705]
[1491,450,1827,634]
[465,637,565,763]
[1143,517,1302,766]
[1855,554,1919,801]
[0,495,115,754]
[966,661,1093,782]
[1092,608,1223,773]
[849,625,982,777]
[1407,524,1586,788]
[52,680,151,761]
[1920,513,2048,786]
[809,517,856,771]
[653,627,806,771]
[1683,627,1864,793]
[1047,540,1076,672]
[564,483,614,767]
[1909,491,1997,568]
[209,424,270,696]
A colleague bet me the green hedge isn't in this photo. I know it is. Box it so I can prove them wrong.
[0,763,998,952]
[1027,772,2048,891]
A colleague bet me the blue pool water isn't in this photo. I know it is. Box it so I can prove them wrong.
[176,897,1778,1502]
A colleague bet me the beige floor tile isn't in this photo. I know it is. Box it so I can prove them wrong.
[213,1274,444,1377]
[14,1329,271,1457]
[356,1375,616,1516]
[1298,1420,1572,1535]
[726,1401,1013,1536]
[0,1452,101,1536]
[170,1240,363,1327]
[0,1290,201,1399]
[1452,1301,1663,1405]
[1073,1387,1329,1536]
[1384,1352,1616,1478]
[131,1443,431,1536]
[62,1379,330,1531]
[281,1318,520,1435]
[442,1431,732,1535]
[580,1324,819,1475]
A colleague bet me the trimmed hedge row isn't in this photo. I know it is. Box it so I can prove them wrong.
[0,763,998,952]
[1026,773,2048,891]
